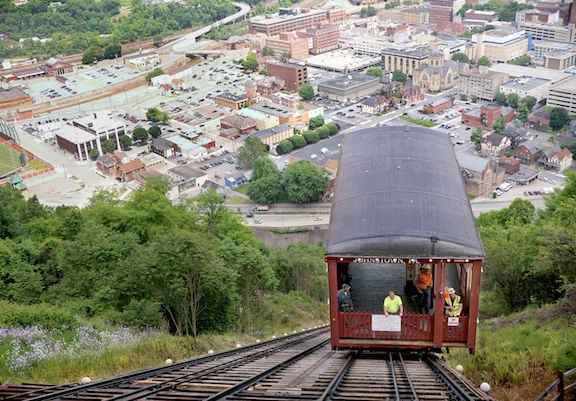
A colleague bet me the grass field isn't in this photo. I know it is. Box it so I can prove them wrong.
[0,143,21,175]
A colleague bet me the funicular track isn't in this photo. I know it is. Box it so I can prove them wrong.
[1,329,494,401]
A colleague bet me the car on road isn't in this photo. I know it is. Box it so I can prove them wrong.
[254,218,263,224]
[245,213,254,218]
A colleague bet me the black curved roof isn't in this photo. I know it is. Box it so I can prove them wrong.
[325,125,485,259]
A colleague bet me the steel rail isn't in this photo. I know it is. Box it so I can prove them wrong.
[18,327,328,401]
[316,352,355,400]
[202,338,331,401]
[424,354,494,401]
[102,333,323,401]
[399,352,420,401]
[389,353,401,401]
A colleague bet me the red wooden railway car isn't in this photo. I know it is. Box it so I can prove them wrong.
[325,126,484,354]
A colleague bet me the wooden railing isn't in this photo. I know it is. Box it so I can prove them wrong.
[338,312,468,342]
[534,368,576,401]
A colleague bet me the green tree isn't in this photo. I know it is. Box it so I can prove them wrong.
[549,107,570,131]
[89,148,100,160]
[471,95,478,103]
[242,53,258,71]
[366,67,383,78]
[276,140,294,155]
[460,94,468,101]
[262,47,274,56]
[508,55,531,66]
[145,68,165,84]
[520,96,537,111]
[104,43,121,59]
[471,127,483,146]
[251,157,279,182]
[247,175,283,204]
[298,84,315,101]
[494,92,507,106]
[308,115,324,129]
[452,52,470,63]
[456,3,473,17]
[316,126,330,139]
[492,116,507,134]
[120,135,132,150]
[289,134,306,149]
[82,46,104,64]
[360,5,377,17]
[146,107,169,123]
[148,125,162,138]
[303,130,319,144]
[507,93,519,109]
[282,160,328,203]
[517,103,530,123]
[236,137,267,170]
[102,139,116,153]
[132,127,148,143]
[478,56,491,67]
[391,69,407,83]
[326,122,339,135]
[281,52,291,59]
[268,243,327,301]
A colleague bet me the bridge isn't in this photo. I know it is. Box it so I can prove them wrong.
[166,2,251,53]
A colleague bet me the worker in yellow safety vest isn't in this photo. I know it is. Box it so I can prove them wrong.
[444,287,462,317]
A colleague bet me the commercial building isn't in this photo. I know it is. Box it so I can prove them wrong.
[237,107,280,130]
[517,22,576,43]
[423,96,454,114]
[547,75,576,114]
[0,87,32,111]
[251,101,309,126]
[544,50,576,70]
[266,32,310,60]
[516,9,560,24]
[55,113,129,161]
[213,93,249,110]
[266,60,308,91]
[429,0,455,25]
[249,122,293,146]
[296,24,340,55]
[499,76,551,102]
[381,49,430,76]
[458,69,509,101]
[307,49,381,72]
[402,8,429,25]
[472,30,529,63]
[317,74,381,102]
[248,8,327,36]
[123,51,160,70]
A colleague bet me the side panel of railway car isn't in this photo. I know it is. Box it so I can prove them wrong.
[325,126,485,353]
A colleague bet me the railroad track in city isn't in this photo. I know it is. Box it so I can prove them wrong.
[0,328,494,401]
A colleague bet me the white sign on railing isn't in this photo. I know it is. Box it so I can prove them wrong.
[372,315,401,332]
[448,317,460,327]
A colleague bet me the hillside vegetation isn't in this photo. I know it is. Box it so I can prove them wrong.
[0,0,236,59]
[1,171,576,393]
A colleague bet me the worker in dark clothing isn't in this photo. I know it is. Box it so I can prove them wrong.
[338,283,353,312]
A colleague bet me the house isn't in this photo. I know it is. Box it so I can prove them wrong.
[96,153,118,175]
[361,96,395,115]
[117,159,146,182]
[497,156,521,175]
[150,137,179,159]
[166,165,206,195]
[514,141,543,164]
[529,110,550,130]
[538,147,573,171]
[159,83,173,96]
[224,171,248,189]
[479,133,512,157]
[456,152,504,197]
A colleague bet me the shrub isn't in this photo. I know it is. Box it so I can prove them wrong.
[0,301,78,329]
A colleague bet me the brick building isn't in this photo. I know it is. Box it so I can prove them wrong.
[423,96,454,114]
[213,93,249,110]
[266,32,310,60]
[461,104,515,129]
[296,24,340,55]
[458,69,509,101]
[249,8,327,36]
[266,60,308,91]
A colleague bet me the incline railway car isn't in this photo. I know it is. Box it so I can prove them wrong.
[325,126,484,354]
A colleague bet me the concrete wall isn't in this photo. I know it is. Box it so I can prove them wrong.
[249,225,329,248]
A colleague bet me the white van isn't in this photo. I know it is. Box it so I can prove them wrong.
[499,182,512,192]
